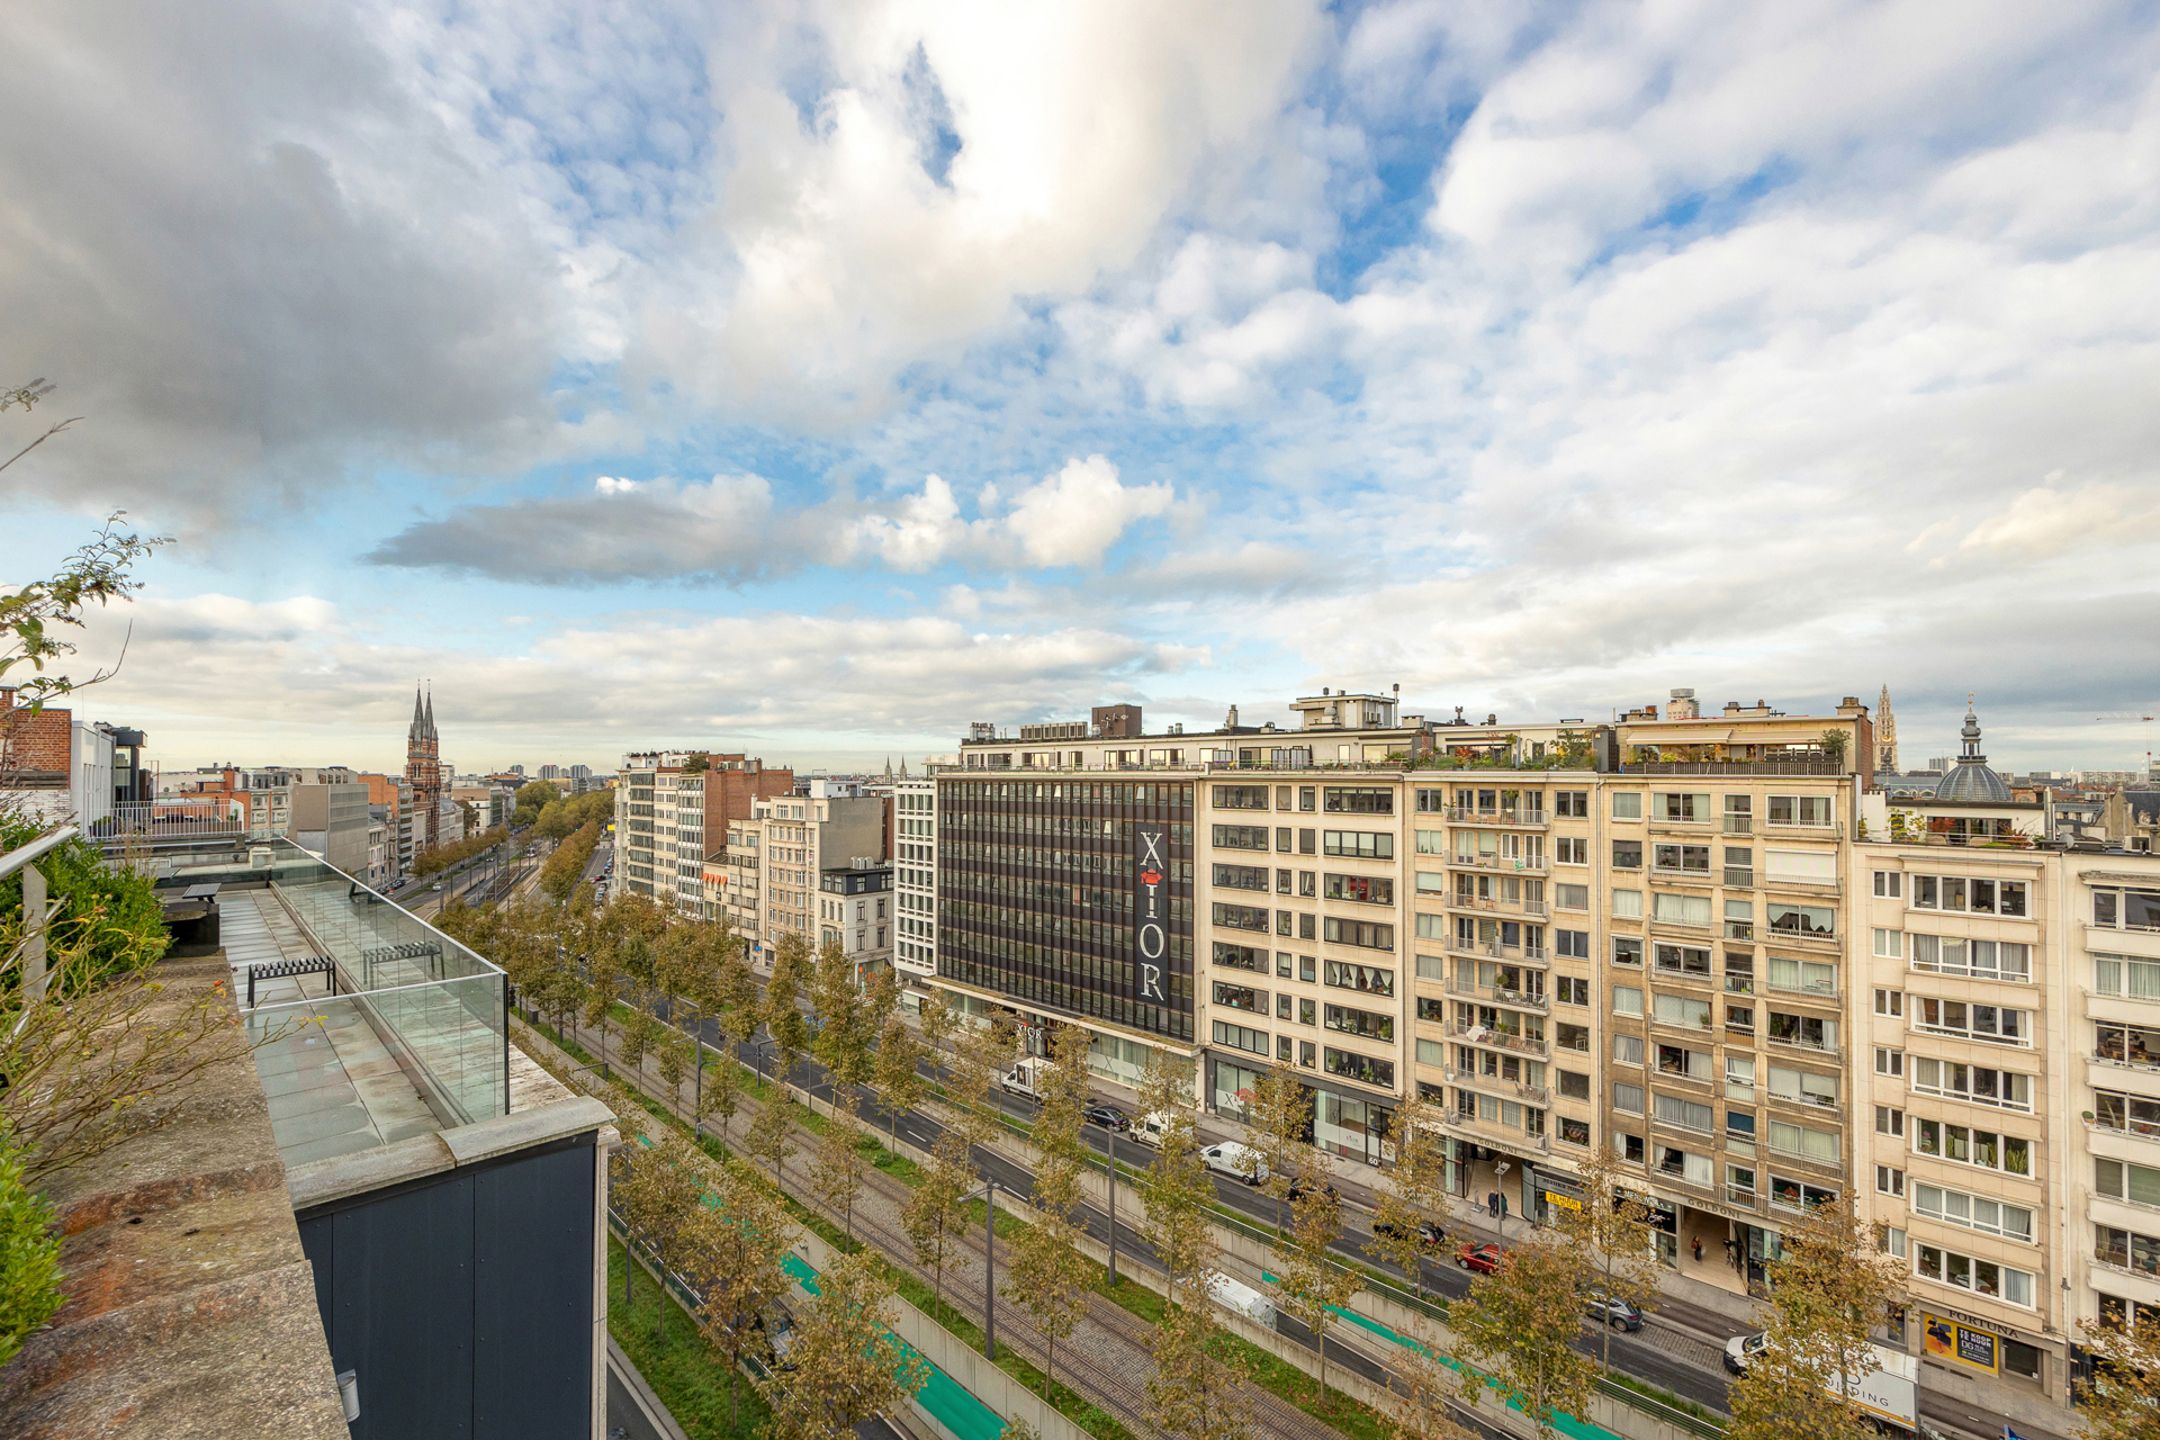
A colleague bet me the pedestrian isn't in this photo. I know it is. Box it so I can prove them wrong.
[1486,1191,1499,1218]
[1692,1237,1704,1263]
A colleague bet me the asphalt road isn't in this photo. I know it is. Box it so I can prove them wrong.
[626,997,1734,1419]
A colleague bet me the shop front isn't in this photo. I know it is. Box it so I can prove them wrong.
[1913,1308,2051,1394]
[1204,1055,1395,1166]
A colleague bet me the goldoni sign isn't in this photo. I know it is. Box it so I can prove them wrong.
[1134,825,1170,1005]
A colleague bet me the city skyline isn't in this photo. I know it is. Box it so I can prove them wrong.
[5,3,2159,772]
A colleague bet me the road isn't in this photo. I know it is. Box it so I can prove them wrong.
[564,966,2068,1440]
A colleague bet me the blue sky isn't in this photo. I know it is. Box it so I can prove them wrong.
[4,1,2158,776]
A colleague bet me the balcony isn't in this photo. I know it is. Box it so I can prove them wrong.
[1764,922,1840,950]
[1447,805,1548,828]
[1446,1108,1551,1152]
[1723,816,1755,835]
[1447,1068,1549,1105]
[1767,1032,1841,1061]
[1445,976,1550,1011]
[1448,936,1549,965]
[1445,851,1549,874]
[1723,866,1755,888]
[1651,864,1717,887]
[1449,1020,1549,1059]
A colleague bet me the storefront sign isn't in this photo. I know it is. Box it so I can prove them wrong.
[1542,1190,1583,1212]
[1922,1313,2000,1374]
[1133,826,1170,1004]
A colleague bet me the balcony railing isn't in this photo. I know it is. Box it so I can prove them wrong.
[1723,816,1755,835]
[1723,866,1754,888]
[1446,852,1549,874]
[1446,1069,1550,1105]
[91,798,254,846]
[1446,806,1548,826]
[1449,1021,1549,1058]
[1445,977,1550,1011]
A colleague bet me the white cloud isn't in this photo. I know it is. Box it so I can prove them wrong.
[1959,479,2160,557]
[1001,456,1174,568]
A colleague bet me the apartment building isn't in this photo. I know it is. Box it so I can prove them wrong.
[818,860,894,976]
[718,781,889,961]
[616,751,794,913]
[895,775,938,984]
[1846,710,2160,1414]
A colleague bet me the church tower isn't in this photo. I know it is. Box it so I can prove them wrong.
[405,683,444,850]
[1876,684,1899,774]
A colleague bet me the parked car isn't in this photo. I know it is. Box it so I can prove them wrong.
[1584,1294,1644,1331]
[1455,1242,1504,1274]
[1371,1217,1447,1250]
[1201,1142,1270,1185]
[1084,1103,1132,1132]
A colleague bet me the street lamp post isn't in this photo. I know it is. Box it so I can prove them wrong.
[1106,1126,1119,1286]
[965,1179,1000,1359]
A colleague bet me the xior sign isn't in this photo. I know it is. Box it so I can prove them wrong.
[1134,825,1170,1004]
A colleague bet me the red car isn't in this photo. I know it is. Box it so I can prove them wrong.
[1455,1242,1504,1274]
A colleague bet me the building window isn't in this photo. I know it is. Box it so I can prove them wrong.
[1914,997,2031,1047]
[1213,824,1269,851]
[1323,873,1394,904]
[1913,1119,2031,1176]
[1323,959,1395,997]
[1556,929,1590,960]
[1915,1182,2034,1241]
[2094,1089,2160,1138]
[1874,988,1903,1018]
[1612,936,1644,967]
[1556,836,1588,865]
[1766,901,1835,940]
[1612,839,1642,870]
[1324,1003,1394,1041]
[1873,870,1903,899]
[1873,1046,1903,1077]
[2095,1157,2160,1207]
[1212,1020,1267,1055]
[1875,1106,1904,1137]
[1214,784,1270,810]
[1613,1034,1644,1066]
[1555,791,1589,818]
[1875,1166,1905,1197]
[1612,888,1643,919]
[1872,928,1903,959]
[1613,1083,1644,1114]
[1612,792,1642,821]
[1910,935,2030,981]
[1556,976,1589,1006]
[1910,874,2031,917]
[1767,795,1833,828]
[1915,1244,2034,1307]
[2094,953,2160,1000]
[1322,1047,1395,1089]
[2093,886,2160,931]
[1323,787,1394,815]
[1321,917,1395,951]
[1322,829,1393,860]
[1554,883,1590,911]
[1612,985,1643,1018]
[1653,893,1712,927]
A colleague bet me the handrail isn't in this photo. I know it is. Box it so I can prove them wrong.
[0,823,81,881]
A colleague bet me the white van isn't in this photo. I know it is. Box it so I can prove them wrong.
[1131,1111,1176,1150]
[1202,1142,1270,1185]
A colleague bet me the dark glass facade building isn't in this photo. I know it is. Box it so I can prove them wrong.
[937,775,1195,1043]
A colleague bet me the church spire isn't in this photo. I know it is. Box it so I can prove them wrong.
[410,682,425,738]
[424,685,436,741]
[1875,683,1899,773]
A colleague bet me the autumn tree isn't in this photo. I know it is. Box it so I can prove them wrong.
[1140,1056,1250,1440]
[1278,1175,1362,1402]
[764,933,814,1095]
[1246,1064,1308,1241]
[904,1124,976,1310]
[1728,1197,1906,1440]
[680,1162,799,1433]
[1367,1092,1447,1298]
[917,989,956,1081]
[612,1131,707,1342]
[2075,1310,2160,1440]
[872,1008,926,1149]
[1450,1229,1597,1440]
[946,1014,1015,1152]
[811,1089,869,1240]
[1556,1142,1661,1369]
[1005,1023,1093,1396]
[809,939,874,1092]
[763,1248,928,1440]
[745,1085,796,1188]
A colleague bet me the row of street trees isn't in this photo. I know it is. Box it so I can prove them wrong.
[452,871,2160,1440]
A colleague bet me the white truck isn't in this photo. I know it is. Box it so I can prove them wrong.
[1724,1333,1944,1438]
[1204,1270,1275,1325]
[998,1057,1051,1101]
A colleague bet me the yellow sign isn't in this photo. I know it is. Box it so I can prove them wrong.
[1922,1313,1999,1374]
[1543,1190,1583,1212]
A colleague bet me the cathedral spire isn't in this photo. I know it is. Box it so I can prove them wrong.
[410,682,425,737]
[424,685,436,741]
[1875,683,1899,773]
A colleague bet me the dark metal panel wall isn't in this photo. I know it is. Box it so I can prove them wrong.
[473,1142,596,1440]
[296,1134,597,1440]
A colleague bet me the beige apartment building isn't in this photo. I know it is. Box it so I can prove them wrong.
[617,751,794,916]
[1846,712,2160,1412]
[927,686,2150,1429]
[719,781,888,964]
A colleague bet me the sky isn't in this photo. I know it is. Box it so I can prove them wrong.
[3,1,2158,777]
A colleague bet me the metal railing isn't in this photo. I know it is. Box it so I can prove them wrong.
[1449,1021,1549,1057]
[91,798,253,845]
[1446,805,1548,825]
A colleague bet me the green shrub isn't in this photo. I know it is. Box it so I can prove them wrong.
[0,1131,64,1369]
[0,816,168,992]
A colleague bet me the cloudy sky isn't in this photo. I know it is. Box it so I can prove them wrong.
[4,1,2158,776]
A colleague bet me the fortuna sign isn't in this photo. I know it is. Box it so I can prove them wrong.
[1134,826,1170,1004]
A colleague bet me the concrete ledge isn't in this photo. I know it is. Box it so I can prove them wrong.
[285,1093,614,1210]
